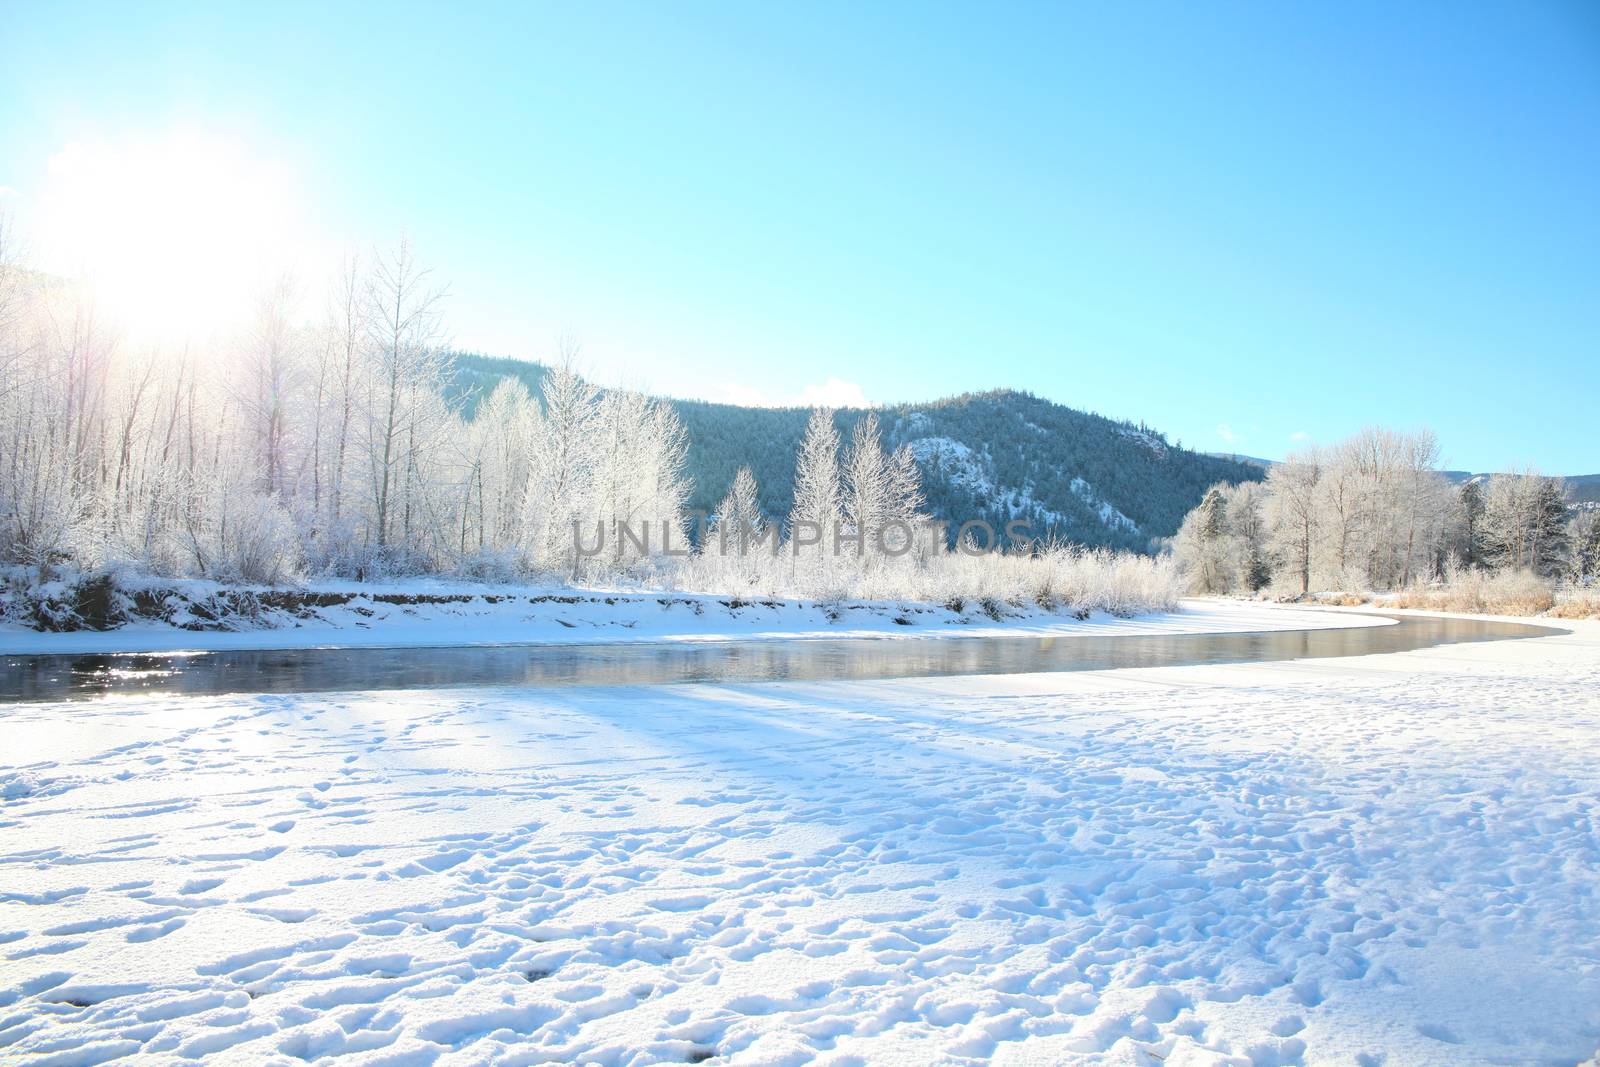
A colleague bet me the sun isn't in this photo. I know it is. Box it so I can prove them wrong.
[34,132,311,341]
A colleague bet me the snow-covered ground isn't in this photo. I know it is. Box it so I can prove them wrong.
[0,595,1386,656]
[2,605,1597,1065]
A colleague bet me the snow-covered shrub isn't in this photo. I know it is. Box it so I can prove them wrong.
[1548,588,1600,620]
[173,473,300,584]
[669,539,1182,618]
[456,548,531,585]
[1390,567,1555,616]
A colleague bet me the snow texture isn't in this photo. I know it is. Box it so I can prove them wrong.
[909,437,1138,535]
[1,606,1597,1065]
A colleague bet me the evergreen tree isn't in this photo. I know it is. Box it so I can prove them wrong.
[1570,510,1600,583]
[1229,482,1272,592]
[1194,485,1230,592]
[1456,480,1485,568]
[1483,473,1570,577]
[1530,479,1571,578]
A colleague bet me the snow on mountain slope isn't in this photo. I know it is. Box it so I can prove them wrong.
[1069,477,1139,534]
[908,438,1138,536]
[452,356,1267,552]
[908,436,989,494]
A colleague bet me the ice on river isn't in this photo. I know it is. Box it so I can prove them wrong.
[1,607,1597,1065]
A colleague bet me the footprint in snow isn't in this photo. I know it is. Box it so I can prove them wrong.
[1416,1023,1462,1045]
[126,918,186,942]
[650,894,714,912]
[248,907,314,924]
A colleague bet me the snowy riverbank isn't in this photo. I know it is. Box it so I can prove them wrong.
[2,610,1595,1063]
[0,590,1390,656]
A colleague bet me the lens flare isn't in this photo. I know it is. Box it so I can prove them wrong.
[34,131,310,340]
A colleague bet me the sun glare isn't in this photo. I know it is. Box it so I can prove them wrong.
[35,132,311,341]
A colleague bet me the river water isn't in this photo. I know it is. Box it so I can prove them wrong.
[0,614,1562,702]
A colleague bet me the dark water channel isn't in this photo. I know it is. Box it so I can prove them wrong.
[0,614,1563,703]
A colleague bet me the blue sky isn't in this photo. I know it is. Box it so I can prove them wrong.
[3,1,1597,472]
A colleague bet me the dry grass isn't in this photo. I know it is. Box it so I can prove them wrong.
[674,545,1185,618]
[1389,569,1556,617]
[1548,589,1600,620]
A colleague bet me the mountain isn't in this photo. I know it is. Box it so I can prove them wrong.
[448,353,1268,552]
[1204,452,1276,470]
[1444,470,1600,504]
[1564,475,1600,505]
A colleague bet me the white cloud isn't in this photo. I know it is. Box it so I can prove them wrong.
[703,382,777,407]
[0,185,18,199]
[1290,430,1311,442]
[1216,423,1238,444]
[703,377,872,409]
[795,378,870,409]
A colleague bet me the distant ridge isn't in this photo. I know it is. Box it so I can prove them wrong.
[1444,470,1600,505]
[1204,452,1276,470]
[450,354,1262,552]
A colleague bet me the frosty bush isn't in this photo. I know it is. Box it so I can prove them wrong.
[671,539,1181,617]
[1391,567,1555,617]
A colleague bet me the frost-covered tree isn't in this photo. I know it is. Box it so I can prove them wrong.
[885,443,927,555]
[1452,480,1486,570]
[843,412,892,559]
[462,378,538,563]
[705,465,767,586]
[310,254,367,559]
[1317,441,1369,586]
[1392,429,1446,587]
[365,237,448,561]
[1321,427,1451,590]
[510,352,691,579]
[789,407,841,550]
[1482,472,1569,578]
[523,352,597,576]
[1266,449,1322,595]
[714,466,764,547]
[1175,485,1231,593]
[239,274,300,499]
[1173,426,1582,598]
[0,285,112,567]
[1569,509,1600,584]
[590,387,691,571]
[1173,480,1271,595]
[1229,481,1272,592]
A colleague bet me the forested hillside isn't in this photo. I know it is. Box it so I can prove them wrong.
[451,353,1263,551]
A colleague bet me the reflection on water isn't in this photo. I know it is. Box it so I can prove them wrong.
[0,615,1561,703]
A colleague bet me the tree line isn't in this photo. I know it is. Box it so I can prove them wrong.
[1173,426,1597,596]
[0,231,1181,614]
